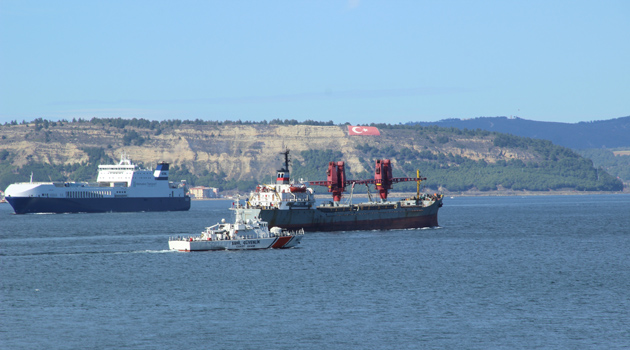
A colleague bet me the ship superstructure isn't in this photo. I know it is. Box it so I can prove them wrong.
[246,150,316,211]
[4,153,190,214]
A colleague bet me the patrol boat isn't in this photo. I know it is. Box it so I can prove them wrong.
[169,202,304,251]
[241,150,443,232]
[4,153,190,214]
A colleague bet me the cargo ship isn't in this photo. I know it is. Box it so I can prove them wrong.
[241,150,442,232]
[4,153,190,214]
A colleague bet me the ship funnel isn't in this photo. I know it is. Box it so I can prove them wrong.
[154,162,169,180]
[276,171,290,184]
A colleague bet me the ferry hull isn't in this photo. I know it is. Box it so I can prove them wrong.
[244,201,441,232]
[6,197,191,214]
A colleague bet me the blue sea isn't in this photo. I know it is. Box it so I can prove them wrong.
[2,194,630,349]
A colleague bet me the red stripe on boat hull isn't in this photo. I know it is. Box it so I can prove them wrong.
[272,236,292,248]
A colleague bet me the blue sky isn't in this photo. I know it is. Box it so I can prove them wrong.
[1,0,629,125]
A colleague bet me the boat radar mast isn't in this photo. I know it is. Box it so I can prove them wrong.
[276,149,291,184]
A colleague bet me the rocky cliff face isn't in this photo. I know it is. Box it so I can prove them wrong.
[0,122,541,180]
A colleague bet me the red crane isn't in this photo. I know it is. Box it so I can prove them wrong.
[309,159,426,202]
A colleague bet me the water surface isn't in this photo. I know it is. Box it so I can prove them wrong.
[2,195,629,349]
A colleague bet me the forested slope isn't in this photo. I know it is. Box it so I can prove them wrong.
[0,118,624,194]
[411,115,630,149]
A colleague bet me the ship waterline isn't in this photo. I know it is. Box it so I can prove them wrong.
[243,201,440,232]
[6,196,190,214]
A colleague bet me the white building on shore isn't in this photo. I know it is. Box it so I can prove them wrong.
[188,186,219,199]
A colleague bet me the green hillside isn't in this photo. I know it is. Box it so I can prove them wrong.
[0,118,624,194]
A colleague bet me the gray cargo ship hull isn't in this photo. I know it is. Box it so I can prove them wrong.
[243,200,441,232]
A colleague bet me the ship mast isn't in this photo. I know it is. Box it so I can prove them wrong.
[417,169,421,198]
[280,149,290,172]
[276,149,291,185]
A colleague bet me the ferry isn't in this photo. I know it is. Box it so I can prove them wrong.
[4,153,190,214]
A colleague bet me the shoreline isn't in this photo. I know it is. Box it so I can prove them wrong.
[362,189,629,198]
[192,189,628,201]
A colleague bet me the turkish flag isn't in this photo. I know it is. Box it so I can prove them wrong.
[348,125,380,136]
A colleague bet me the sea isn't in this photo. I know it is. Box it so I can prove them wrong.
[2,194,630,350]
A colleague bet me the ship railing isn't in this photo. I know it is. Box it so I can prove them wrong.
[292,228,305,236]
[270,228,304,237]
[170,235,231,242]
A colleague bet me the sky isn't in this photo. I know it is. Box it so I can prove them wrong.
[1,0,629,125]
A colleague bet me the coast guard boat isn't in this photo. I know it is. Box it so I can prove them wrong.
[169,202,304,251]
[4,153,190,214]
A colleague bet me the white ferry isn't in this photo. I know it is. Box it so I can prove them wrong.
[4,153,190,214]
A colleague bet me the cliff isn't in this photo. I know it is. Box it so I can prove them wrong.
[1,121,539,181]
[0,119,624,192]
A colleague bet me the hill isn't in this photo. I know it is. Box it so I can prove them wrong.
[409,116,630,185]
[411,116,630,149]
[0,118,624,194]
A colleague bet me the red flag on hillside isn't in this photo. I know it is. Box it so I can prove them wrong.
[348,126,380,136]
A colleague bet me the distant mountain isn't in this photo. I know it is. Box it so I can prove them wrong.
[410,116,630,149]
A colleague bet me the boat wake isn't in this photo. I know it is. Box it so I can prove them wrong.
[3,249,173,257]
[417,225,443,230]
[127,249,172,254]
